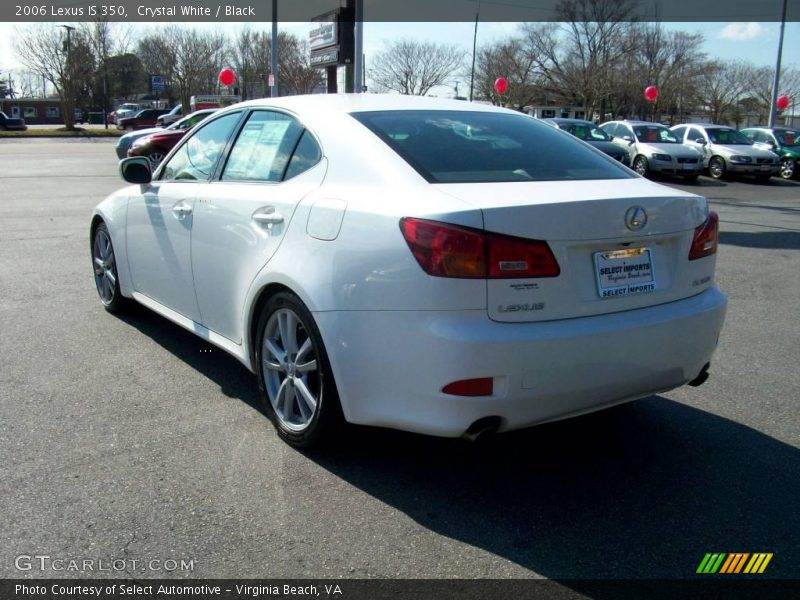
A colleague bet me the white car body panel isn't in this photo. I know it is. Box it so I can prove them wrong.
[93,95,727,438]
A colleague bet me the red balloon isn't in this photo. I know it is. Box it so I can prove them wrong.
[218,67,236,87]
[494,77,508,95]
[644,85,658,102]
[776,95,790,110]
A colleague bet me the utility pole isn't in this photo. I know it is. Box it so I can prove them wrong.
[270,0,278,97]
[469,0,480,102]
[768,0,788,128]
[353,0,363,93]
[60,25,76,127]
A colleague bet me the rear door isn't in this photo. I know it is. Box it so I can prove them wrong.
[191,110,327,344]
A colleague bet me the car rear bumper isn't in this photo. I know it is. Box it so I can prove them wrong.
[315,286,727,437]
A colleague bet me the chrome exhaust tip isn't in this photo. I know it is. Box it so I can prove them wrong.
[461,416,502,442]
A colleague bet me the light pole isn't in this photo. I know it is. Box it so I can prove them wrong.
[469,0,480,102]
[60,25,75,127]
[270,0,278,97]
[768,0,788,128]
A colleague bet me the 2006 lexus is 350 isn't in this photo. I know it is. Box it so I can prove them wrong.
[91,95,726,448]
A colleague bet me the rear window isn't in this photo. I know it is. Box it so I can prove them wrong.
[351,110,634,183]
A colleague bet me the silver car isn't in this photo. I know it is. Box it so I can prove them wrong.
[601,120,703,180]
[671,123,780,181]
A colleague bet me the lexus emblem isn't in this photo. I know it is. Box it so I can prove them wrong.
[625,206,647,231]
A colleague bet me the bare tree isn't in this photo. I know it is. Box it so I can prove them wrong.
[472,35,547,111]
[138,27,227,112]
[13,24,94,129]
[371,39,464,96]
[694,60,749,124]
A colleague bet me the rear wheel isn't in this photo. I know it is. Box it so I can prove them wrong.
[779,157,796,180]
[91,222,127,313]
[709,156,727,180]
[632,155,649,177]
[255,292,343,448]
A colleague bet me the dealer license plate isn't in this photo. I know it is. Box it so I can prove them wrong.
[594,247,656,298]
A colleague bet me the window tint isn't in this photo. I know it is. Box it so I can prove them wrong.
[222,111,303,182]
[706,128,751,145]
[284,131,323,180]
[741,130,756,141]
[671,126,687,141]
[559,122,610,142]
[775,129,798,146]
[633,124,679,143]
[160,112,241,181]
[600,123,618,137]
[353,110,633,183]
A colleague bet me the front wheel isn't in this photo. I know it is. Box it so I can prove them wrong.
[709,156,727,180]
[91,222,127,313]
[779,157,796,180]
[146,150,166,169]
[255,292,343,448]
[633,156,649,177]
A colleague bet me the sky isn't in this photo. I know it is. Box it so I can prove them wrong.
[1,20,799,96]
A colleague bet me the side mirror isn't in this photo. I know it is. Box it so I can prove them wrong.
[695,138,707,145]
[120,157,152,185]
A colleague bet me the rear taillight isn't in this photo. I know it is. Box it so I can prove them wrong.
[400,217,560,279]
[688,212,719,260]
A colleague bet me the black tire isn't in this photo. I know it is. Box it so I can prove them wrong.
[709,156,727,180]
[633,155,649,177]
[682,173,699,182]
[779,157,796,180]
[91,222,128,313]
[255,292,343,448]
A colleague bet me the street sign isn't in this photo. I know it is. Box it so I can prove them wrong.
[150,75,165,93]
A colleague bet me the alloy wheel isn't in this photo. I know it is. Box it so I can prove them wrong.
[709,157,725,179]
[261,308,321,432]
[780,158,795,180]
[93,228,118,305]
[633,156,648,176]
[147,152,165,169]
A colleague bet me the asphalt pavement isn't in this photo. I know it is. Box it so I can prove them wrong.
[0,139,798,587]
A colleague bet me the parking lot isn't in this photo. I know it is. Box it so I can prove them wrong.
[1,138,798,585]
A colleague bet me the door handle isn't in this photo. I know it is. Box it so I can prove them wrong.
[252,206,284,226]
[172,200,193,219]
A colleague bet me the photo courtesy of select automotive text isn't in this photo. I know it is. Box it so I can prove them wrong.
[1,0,799,598]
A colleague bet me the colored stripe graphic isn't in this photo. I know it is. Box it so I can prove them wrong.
[697,553,727,574]
[744,553,774,574]
[699,552,774,574]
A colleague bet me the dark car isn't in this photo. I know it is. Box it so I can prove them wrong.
[117,108,170,131]
[0,111,27,131]
[127,109,217,168]
[740,126,800,180]
[543,118,630,165]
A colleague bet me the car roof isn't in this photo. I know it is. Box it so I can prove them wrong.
[218,94,513,118]
[679,123,732,129]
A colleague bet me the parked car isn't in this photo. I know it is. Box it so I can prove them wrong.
[157,104,184,126]
[671,123,780,181]
[117,108,170,130]
[111,103,143,125]
[127,109,218,167]
[740,126,800,180]
[92,95,726,448]
[115,109,217,159]
[543,118,631,165]
[73,108,85,124]
[601,120,703,180]
[0,111,27,131]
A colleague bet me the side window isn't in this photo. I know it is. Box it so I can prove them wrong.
[160,112,241,181]
[222,111,303,182]
[689,127,705,142]
[742,130,756,142]
[621,125,634,140]
[284,131,322,180]
[672,126,686,141]
[601,123,617,137]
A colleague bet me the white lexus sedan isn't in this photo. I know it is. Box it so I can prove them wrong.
[91,95,727,448]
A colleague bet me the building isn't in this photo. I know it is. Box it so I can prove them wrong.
[0,98,67,125]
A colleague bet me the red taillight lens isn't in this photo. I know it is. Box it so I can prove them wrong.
[442,378,494,397]
[399,217,560,279]
[688,212,719,260]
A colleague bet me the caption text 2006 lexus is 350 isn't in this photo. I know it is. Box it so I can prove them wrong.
[90,95,726,448]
